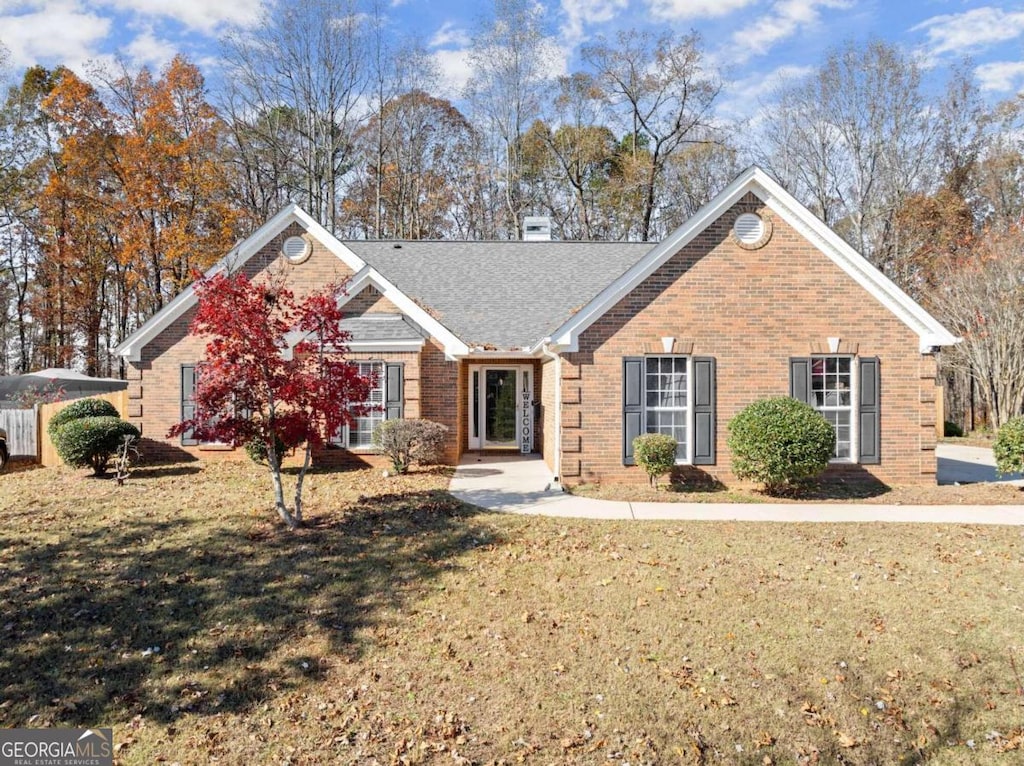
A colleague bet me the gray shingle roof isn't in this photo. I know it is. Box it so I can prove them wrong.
[339,314,426,342]
[345,240,653,349]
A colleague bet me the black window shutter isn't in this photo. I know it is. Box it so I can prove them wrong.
[692,356,716,465]
[622,357,643,465]
[181,364,198,446]
[385,363,404,420]
[858,357,881,464]
[789,358,812,404]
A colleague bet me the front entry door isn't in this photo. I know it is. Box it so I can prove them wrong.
[468,365,533,452]
[484,369,517,446]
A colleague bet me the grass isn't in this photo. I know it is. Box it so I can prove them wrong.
[1,460,1023,764]
[569,478,1024,505]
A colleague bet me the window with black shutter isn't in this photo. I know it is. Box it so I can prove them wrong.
[622,355,716,466]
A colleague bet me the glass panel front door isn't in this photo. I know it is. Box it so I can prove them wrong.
[484,369,517,445]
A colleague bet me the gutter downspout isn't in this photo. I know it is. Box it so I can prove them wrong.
[540,340,563,492]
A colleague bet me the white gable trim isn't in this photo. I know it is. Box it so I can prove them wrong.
[282,268,469,360]
[115,204,366,362]
[339,268,469,358]
[542,166,958,354]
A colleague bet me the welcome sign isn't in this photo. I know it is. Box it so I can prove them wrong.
[520,371,532,454]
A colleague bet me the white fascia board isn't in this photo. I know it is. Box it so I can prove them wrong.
[115,285,198,362]
[753,172,959,351]
[549,167,761,349]
[527,337,570,356]
[549,165,958,353]
[114,203,369,362]
[300,266,469,360]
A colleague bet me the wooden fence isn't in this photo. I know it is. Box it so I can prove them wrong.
[38,390,128,467]
[0,408,37,457]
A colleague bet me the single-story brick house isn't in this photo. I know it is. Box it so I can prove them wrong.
[114,166,957,485]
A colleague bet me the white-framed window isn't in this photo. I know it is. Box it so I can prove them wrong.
[644,356,688,460]
[811,356,852,459]
[342,361,384,449]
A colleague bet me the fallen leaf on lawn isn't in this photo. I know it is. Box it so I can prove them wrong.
[755,731,775,749]
[836,731,858,748]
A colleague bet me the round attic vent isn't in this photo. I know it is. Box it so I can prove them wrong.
[732,212,771,249]
[282,235,311,264]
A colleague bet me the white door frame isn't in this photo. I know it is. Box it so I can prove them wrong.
[467,364,534,452]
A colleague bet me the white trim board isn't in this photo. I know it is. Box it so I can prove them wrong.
[332,269,469,359]
[541,166,959,355]
[113,205,469,362]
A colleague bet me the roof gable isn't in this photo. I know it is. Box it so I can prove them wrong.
[113,205,468,361]
[542,166,958,354]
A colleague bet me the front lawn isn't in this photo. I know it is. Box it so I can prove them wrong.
[570,478,1024,504]
[1,461,1022,764]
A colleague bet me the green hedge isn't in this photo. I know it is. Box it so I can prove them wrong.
[728,397,835,494]
[994,416,1024,475]
[48,397,120,438]
[53,416,140,476]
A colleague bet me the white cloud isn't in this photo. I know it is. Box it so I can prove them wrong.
[0,0,110,70]
[123,27,178,71]
[431,47,473,99]
[431,32,568,101]
[646,0,757,21]
[731,0,851,62]
[561,0,628,44]
[718,63,814,120]
[98,0,264,34]
[976,60,1024,93]
[429,21,470,49]
[913,7,1024,59]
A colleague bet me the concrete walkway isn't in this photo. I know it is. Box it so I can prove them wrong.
[448,445,1024,524]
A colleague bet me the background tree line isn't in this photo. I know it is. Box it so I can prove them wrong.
[1,0,1022,430]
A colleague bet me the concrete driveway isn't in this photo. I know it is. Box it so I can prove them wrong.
[936,442,1024,486]
[449,445,1024,523]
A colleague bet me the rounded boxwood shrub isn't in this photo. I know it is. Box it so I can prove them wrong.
[48,397,120,438]
[727,397,835,494]
[994,416,1024,476]
[53,416,141,476]
[632,433,678,487]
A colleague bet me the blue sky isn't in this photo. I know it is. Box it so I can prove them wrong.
[1,0,1023,115]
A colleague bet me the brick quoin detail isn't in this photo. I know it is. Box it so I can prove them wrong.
[129,200,941,485]
[562,195,938,487]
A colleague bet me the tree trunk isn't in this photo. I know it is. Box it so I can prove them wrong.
[268,448,298,529]
[293,442,313,524]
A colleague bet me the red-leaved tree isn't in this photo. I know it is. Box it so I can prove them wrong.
[169,272,371,528]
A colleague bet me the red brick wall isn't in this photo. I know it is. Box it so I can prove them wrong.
[421,340,461,463]
[562,194,938,486]
[127,224,459,463]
